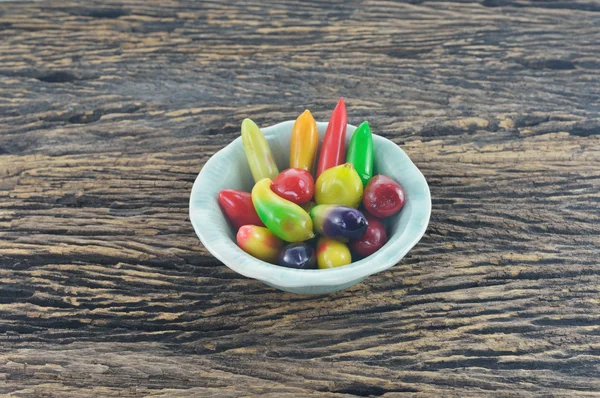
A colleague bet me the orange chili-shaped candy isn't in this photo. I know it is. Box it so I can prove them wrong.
[316,98,347,178]
[290,110,318,172]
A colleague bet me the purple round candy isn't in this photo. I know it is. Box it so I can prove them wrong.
[310,205,369,241]
[278,243,317,269]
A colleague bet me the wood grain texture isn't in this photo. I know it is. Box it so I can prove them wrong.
[1,0,600,396]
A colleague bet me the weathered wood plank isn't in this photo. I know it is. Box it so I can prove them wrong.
[1,0,600,396]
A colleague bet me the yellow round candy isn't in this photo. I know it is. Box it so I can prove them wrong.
[317,237,352,269]
[315,163,363,208]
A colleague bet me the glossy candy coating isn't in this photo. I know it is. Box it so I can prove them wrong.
[350,214,388,257]
[290,110,319,172]
[315,163,363,208]
[317,237,352,269]
[310,205,368,241]
[363,175,406,218]
[218,189,265,230]
[346,121,373,187]
[278,243,317,269]
[241,118,279,183]
[237,225,283,263]
[316,98,348,178]
[252,178,315,242]
[272,168,314,205]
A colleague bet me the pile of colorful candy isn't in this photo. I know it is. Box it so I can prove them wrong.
[218,98,406,270]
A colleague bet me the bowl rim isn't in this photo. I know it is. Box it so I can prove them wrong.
[189,120,431,288]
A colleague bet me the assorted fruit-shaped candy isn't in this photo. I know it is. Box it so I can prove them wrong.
[252,178,315,242]
[350,214,388,257]
[272,168,314,205]
[278,243,317,269]
[218,189,264,230]
[317,237,352,269]
[315,163,363,208]
[290,110,319,172]
[310,205,368,241]
[237,225,283,263]
[316,98,347,178]
[241,118,279,183]
[346,121,373,187]
[218,100,409,270]
[363,175,406,218]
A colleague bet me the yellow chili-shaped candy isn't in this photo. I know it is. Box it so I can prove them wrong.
[237,225,283,263]
[252,178,315,242]
[317,237,352,269]
[290,110,318,172]
[241,118,279,183]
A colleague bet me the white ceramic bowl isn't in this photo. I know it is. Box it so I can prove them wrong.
[189,121,431,294]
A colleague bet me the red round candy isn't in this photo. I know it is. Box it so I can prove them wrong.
[363,175,405,218]
[350,214,387,257]
[218,189,264,230]
[272,168,314,204]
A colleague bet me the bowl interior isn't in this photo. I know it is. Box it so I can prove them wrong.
[189,121,431,288]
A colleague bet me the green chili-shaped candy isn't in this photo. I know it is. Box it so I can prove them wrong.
[346,121,373,187]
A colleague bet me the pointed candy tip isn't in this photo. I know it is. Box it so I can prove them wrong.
[334,97,346,112]
[357,121,371,131]
[241,118,253,129]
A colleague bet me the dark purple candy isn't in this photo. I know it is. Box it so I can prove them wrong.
[278,243,317,269]
[311,205,369,241]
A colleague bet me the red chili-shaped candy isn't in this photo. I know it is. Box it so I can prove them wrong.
[316,98,348,178]
[350,214,388,257]
[272,168,314,205]
[363,175,406,218]
[218,189,264,230]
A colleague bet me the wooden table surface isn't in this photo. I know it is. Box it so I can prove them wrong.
[2,1,600,396]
